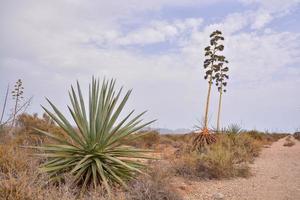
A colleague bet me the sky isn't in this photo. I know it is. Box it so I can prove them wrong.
[0,0,300,132]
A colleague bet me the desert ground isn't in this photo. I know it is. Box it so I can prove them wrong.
[179,137,300,200]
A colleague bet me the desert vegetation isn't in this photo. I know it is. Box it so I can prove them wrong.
[0,29,295,200]
[283,136,295,147]
[294,132,300,141]
[0,37,292,199]
[0,108,287,200]
[193,30,227,151]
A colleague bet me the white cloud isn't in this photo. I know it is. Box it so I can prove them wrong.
[88,18,204,46]
[251,10,273,29]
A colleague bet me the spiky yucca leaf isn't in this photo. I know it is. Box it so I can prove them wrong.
[35,78,155,192]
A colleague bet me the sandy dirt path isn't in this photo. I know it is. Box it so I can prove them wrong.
[183,137,300,200]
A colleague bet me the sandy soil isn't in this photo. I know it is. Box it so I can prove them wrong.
[179,137,300,200]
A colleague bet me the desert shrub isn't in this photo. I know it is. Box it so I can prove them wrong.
[294,132,300,141]
[172,133,257,179]
[17,113,53,132]
[231,134,261,162]
[226,124,243,134]
[265,133,287,143]
[172,152,199,177]
[241,130,288,146]
[202,139,250,178]
[125,131,160,149]
[0,132,179,200]
[0,125,5,136]
[283,136,295,147]
[0,136,124,200]
[0,166,115,200]
[163,134,192,144]
[0,172,36,200]
[0,137,42,200]
[0,142,31,174]
[126,161,181,200]
[160,133,193,149]
[0,126,11,144]
[15,113,67,146]
[159,136,176,146]
[246,130,265,141]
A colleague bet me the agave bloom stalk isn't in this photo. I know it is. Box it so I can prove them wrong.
[11,79,24,128]
[215,61,229,133]
[34,78,155,193]
[193,30,225,151]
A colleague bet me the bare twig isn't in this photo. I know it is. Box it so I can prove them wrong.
[0,84,9,125]
[2,96,33,126]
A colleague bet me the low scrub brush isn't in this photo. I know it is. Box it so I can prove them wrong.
[126,161,181,200]
[283,136,295,147]
[173,133,258,179]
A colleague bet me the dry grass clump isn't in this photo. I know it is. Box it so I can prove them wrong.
[243,130,287,146]
[125,131,160,149]
[0,122,181,200]
[283,136,295,147]
[157,134,193,153]
[246,130,265,141]
[172,133,259,179]
[200,138,250,178]
[125,161,181,200]
[0,137,43,200]
[0,112,288,200]
[15,113,67,145]
[0,170,116,200]
[0,130,109,200]
[229,133,261,162]
[0,140,31,174]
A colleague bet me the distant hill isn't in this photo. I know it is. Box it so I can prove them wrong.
[142,127,192,134]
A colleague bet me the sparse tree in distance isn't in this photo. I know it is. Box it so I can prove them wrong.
[193,30,225,151]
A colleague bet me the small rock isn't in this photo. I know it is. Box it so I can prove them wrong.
[213,192,224,200]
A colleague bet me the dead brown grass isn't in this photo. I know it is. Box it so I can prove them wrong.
[125,131,160,149]
[0,117,181,200]
[125,161,181,200]
[0,113,287,200]
[171,133,261,179]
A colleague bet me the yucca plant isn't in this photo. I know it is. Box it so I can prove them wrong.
[34,78,155,193]
[226,124,243,135]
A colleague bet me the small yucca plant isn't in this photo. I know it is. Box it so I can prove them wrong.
[34,78,155,193]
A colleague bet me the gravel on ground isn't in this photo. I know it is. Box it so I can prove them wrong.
[179,137,300,200]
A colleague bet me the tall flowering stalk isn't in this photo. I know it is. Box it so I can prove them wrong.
[193,30,226,151]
